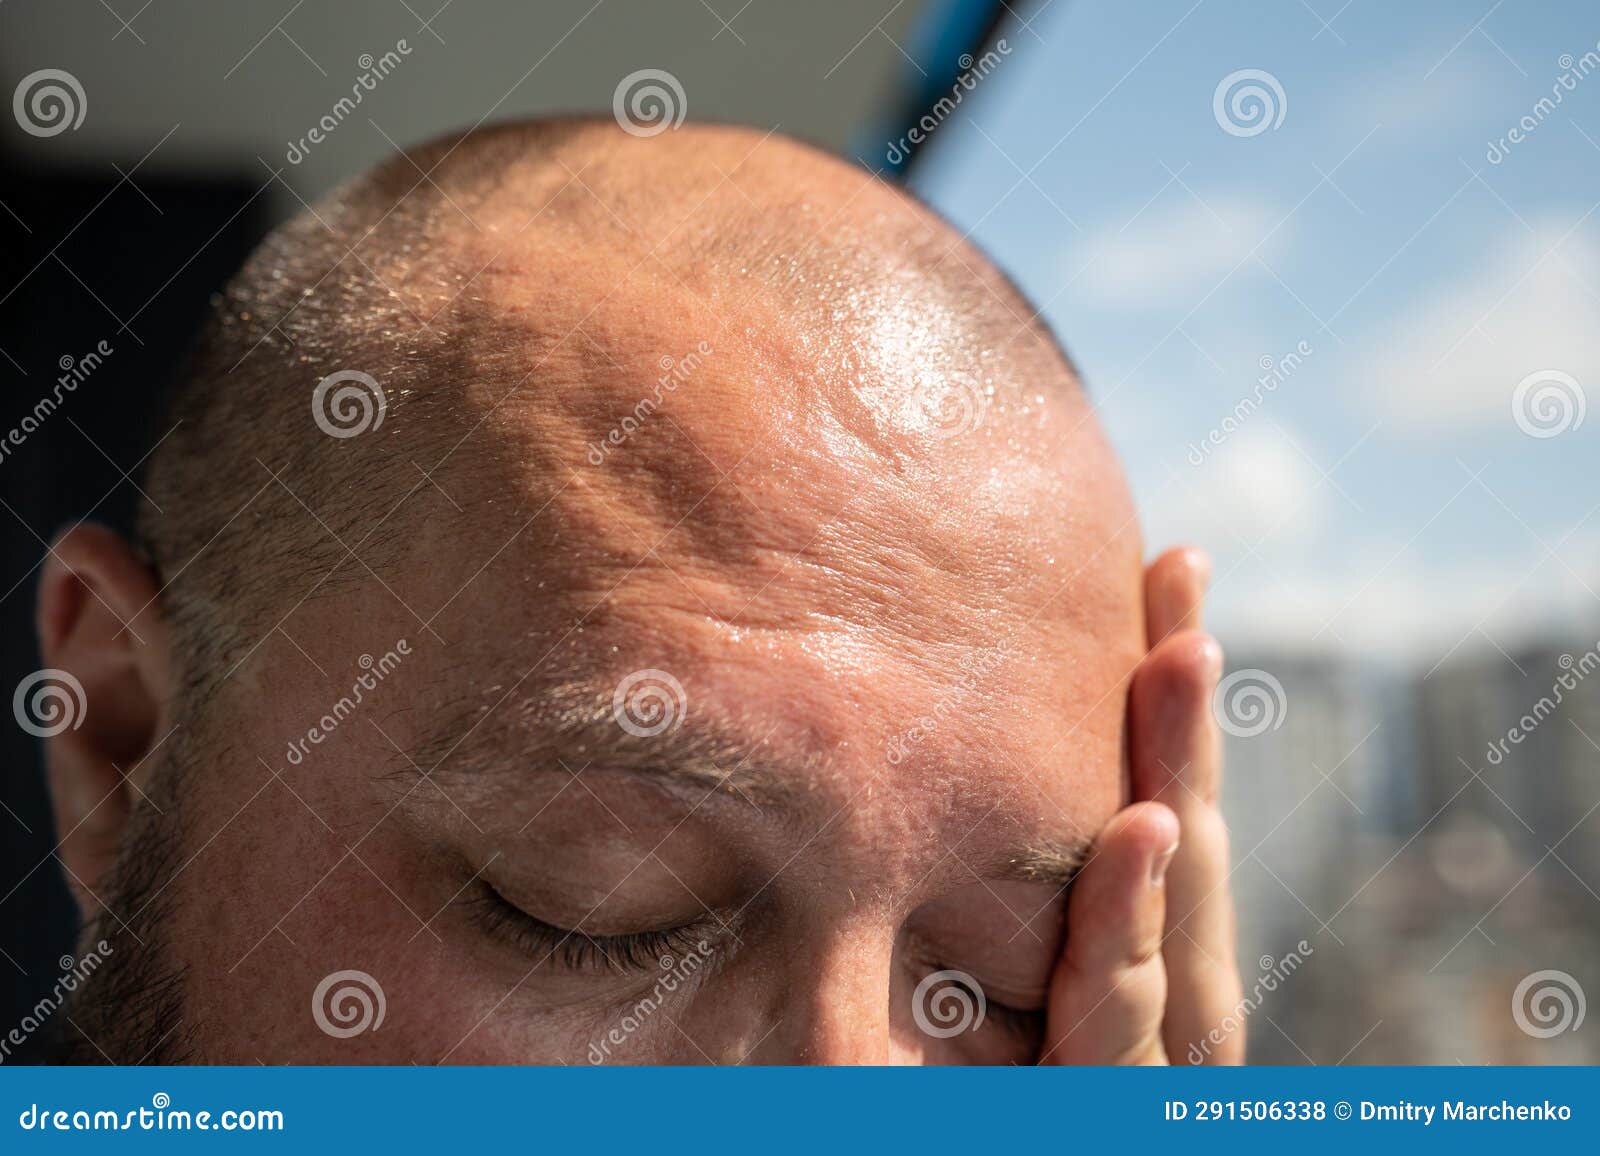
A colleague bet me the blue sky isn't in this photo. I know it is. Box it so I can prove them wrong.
[913,0,1600,664]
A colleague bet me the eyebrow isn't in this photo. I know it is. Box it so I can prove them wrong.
[405,680,1094,889]
[409,685,823,810]
[1001,840,1092,891]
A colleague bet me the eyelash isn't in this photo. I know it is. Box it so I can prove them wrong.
[986,1000,1045,1047]
[466,883,713,975]
[466,884,1045,1044]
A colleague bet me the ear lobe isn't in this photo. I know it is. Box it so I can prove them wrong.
[34,523,172,916]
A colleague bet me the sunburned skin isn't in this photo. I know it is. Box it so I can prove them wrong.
[36,119,1242,1066]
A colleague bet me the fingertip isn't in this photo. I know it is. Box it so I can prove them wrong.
[1146,547,1211,643]
[1109,799,1180,857]
[1131,633,1226,804]
[1166,546,1212,591]
[1141,630,1224,700]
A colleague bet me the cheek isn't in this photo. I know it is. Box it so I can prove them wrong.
[172,830,576,1062]
[174,809,722,1065]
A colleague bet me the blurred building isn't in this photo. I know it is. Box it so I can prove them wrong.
[1233,634,1600,1063]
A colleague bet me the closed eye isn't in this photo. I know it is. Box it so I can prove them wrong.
[462,880,718,975]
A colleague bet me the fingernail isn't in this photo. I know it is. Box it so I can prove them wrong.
[1151,841,1179,887]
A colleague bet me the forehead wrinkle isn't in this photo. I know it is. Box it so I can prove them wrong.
[396,679,837,815]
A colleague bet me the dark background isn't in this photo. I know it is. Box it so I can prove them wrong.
[0,163,271,1050]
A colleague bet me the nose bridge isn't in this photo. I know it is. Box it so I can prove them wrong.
[766,919,896,1065]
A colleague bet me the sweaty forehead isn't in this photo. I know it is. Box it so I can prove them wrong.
[279,123,1146,838]
[347,129,1143,663]
[405,268,1144,700]
[394,283,1144,840]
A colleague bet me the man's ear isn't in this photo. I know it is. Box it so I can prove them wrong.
[34,522,171,917]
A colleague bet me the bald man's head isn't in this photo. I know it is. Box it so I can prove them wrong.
[47,119,1147,1065]
[140,119,1102,695]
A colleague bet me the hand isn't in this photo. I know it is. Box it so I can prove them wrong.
[1039,547,1245,1064]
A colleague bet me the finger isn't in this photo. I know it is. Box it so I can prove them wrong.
[1145,547,1210,648]
[1130,629,1244,1063]
[1042,802,1179,1065]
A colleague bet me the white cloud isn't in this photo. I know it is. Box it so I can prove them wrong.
[1140,424,1328,550]
[1205,547,1600,664]
[1362,222,1600,431]
[1136,421,1600,661]
[1071,195,1285,307]
[1341,49,1504,146]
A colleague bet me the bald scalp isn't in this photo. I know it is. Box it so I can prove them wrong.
[139,118,1085,700]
